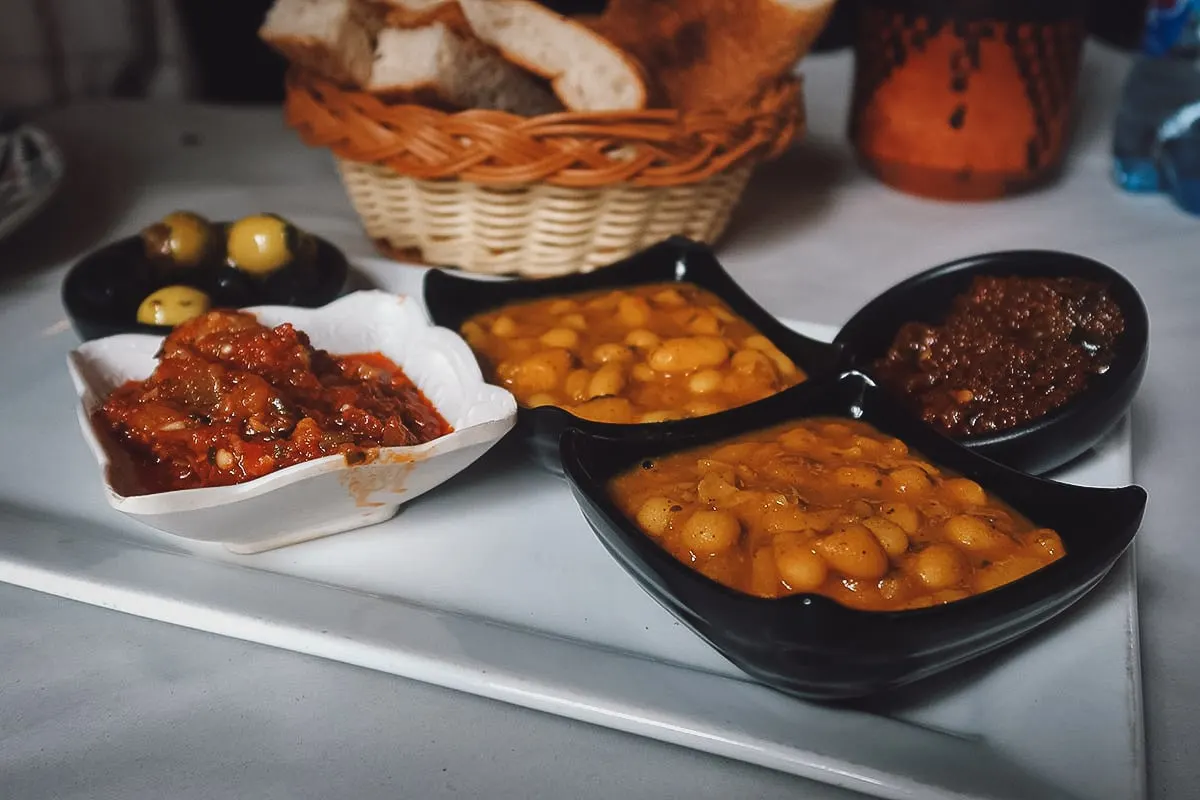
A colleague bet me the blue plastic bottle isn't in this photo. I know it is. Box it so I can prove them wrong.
[1112,0,1200,213]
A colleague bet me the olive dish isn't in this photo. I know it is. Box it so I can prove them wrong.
[424,237,847,473]
[834,250,1149,475]
[62,214,349,341]
[561,372,1146,700]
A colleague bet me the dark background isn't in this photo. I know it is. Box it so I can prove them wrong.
[177,0,1151,105]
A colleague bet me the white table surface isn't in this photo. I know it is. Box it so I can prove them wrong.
[1,43,1196,800]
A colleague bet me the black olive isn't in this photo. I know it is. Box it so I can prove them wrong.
[261,256,322,305]
[205,264,260,308]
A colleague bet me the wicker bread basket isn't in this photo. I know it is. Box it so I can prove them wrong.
[285,71,803,277]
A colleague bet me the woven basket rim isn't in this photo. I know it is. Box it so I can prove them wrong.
[285,70,804,188]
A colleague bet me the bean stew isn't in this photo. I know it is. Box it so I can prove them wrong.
[460,282,807,424]
[608,417,1066,611]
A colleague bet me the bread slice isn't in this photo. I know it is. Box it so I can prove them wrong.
[259,0,382,87]
[372,0,472,35]
[586,0,835,112]
[380,0,647,112]
[367,22,561,115]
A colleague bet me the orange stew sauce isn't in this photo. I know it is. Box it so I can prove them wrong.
[608,418,1065,611]
[460,283,806,425]
[96,310,451,494]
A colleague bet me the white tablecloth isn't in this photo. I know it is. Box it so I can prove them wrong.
[2,44,1196,800]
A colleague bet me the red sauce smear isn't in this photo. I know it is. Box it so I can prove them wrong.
[872,275,1125,437]
[95,309,452,494]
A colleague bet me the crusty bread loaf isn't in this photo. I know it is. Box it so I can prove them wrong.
[368,22,561,115]
[381,0,647,112]
[371,0,472,35]
[259,0,381,87]
[586,0,835,112]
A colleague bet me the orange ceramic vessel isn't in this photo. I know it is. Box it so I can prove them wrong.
[849,0,1088,201]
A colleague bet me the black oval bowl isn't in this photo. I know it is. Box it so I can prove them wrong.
[62,228,350,341]
[560,372,1146,701]
[833,250,1149,476]
[424,236,848,474]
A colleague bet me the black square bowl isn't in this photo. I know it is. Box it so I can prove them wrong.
[834,250,1150,476]
[424,236,848,474]
[559,372,1146,700]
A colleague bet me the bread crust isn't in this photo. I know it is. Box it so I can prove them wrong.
[586,0,834,111]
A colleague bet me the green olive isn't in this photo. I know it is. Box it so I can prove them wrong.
[137,285,212,327]
[141,211,214,270]
[227,213,303,276]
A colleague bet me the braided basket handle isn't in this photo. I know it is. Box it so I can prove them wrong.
[285,71,804,188]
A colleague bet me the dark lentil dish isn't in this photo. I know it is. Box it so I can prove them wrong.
[96,309,451,494]
[872,276,1125,437]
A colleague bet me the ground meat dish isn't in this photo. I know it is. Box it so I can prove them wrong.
[97,309,451,494]
[872,276,1125,437]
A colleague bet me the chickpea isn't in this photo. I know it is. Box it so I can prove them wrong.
[688,369,724,394]
[730,348,776,375]
[564,368,592,401]
[974,556,1046,593]
[878,575,909,602]
[863,516,909,557]
[774,534,828,591]
[571,396,635,424]
[834,465,881,489]
[509,349,572,395]
[944,514,1003,551]
[763,505,819,534]
[742,334,797,376]
[709,305,737,323]
[885,465,932,495]
[720,369,774,399]
[631,363,656,382]
[698,471,739,504]
[560,313,587,331]
[587,363,627,399]
[850,436,883,457]
[505,338,541,358]
[624,329,660,350]
[709,442,762,463]
[685,310,722,335]
[680,510,741,556]
[652,287,688,307]
[460,320,487,348]
[1030,528,1065,558]
[592,343,634,365]
[585,290,625,310]
[779,427,818,452]
[819,421,853,439]
[547,298,579,314]
[617,296,652,327]
[817,524,890,581]
[684,399,724,417]
[884,438,909,457]
[913,544,966,590]
[495,360,519,382]
[750,546,782,597]
[540,327,580,349]
[944,478,987,506]
[491,315,518,337]
[636,496,681,536]
[695,460,736,482]
[648,336,729,373]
